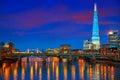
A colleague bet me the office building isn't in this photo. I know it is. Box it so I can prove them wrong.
[108,30,119,48]
[60,44,71,54]
[84,40,96,50]
[92,3,100,50]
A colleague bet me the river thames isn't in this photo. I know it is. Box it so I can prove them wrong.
[0,57,120,80]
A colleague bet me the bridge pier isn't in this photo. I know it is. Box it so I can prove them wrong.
[68,55,72,64]
[18,55,21,62]
[59,56,62,62]
[68,58,72,64]
[18,55,22,66]
[27,57,29,63]
[18,58,22,63]
[42,58,46,64]
[42,55,46,64]
[74,56,79,61]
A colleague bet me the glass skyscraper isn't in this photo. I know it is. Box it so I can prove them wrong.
[92,3,100,50]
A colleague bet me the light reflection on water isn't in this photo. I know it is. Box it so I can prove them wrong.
[0,57,120,80]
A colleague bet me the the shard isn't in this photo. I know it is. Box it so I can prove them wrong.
[92,3,100,50]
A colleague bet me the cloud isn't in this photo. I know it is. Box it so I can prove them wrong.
[0,4,120,39]
[1,4,119,30]
[1,5,71,29]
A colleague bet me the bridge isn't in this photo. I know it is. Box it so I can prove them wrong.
[1,48,119,63]
[4,52,117,61]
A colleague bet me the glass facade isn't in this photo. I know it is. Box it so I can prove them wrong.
[108,30,119,48]
[92,3,100,50]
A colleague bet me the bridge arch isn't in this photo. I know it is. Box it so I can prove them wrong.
[27,48,42,53]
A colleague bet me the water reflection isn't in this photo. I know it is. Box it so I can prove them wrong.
[47,65,50,80]
[78,59,84,80]
[13,65,17,80]
[30,65,33,80]
[35,62,38,76]
[39,66,42,80]
[71,65,75,80]
[63,63,67,80]
[4,66,10,80]
[0,57,120,80]
[55,63,59,80]
[87,64,93,80]
[21,65,25,80]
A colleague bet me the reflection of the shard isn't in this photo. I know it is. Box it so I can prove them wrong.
[87,65,93,80]
[63,64,67,80]
[47,65,50,80]
[78,59,84,80]
[4,66,10,80]
[55,64,59,80]
[1,57,117,80]
[39,66,42,80]
[30,66,34,80]
[71,65,76,80]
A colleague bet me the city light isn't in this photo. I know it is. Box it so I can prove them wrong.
[108,31,113,35]
[0,1,120,80]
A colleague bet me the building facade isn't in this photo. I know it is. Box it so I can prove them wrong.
[108,30,119,56]
[92,3,100,50]
[60,44,71,54]
[83,40,97,54]
[108,30,119,48]
[46,48,60,54]
[84,40,95,50]
[71,49,83,54]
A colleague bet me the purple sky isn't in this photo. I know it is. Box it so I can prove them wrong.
[0,0,120,51]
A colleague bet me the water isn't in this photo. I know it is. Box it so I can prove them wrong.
[0,57,120,80]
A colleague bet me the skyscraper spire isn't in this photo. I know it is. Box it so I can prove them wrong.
[92,3,100,50]
[94,3,97,11]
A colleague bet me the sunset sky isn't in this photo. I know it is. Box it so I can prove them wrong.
[0,0,120,51]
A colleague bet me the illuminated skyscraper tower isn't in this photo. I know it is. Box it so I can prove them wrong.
[92,3,100,50]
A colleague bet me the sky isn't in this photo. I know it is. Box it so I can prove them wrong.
[0,0,120,51]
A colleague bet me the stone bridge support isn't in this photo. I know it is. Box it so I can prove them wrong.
[68,54,72,64]
[42,55,47,64]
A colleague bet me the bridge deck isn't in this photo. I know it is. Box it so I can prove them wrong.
[3,53,116,61]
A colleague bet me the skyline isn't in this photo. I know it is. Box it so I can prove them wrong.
[0,0,120,51]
